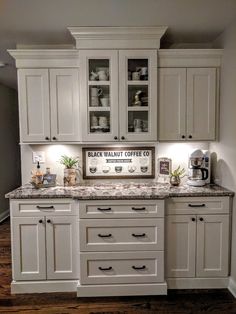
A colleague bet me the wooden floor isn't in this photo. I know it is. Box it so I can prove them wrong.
[1,218,236,314]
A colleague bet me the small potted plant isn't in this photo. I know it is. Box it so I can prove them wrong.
[60,155,80,186]
[170,166,185,186]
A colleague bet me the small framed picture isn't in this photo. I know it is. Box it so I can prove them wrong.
[157,157,172,177]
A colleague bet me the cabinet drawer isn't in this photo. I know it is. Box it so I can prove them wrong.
[166,197,230,215]
[11,199,76,217]
[78,200,164,219]
[80,251,164,284]
[79,219,164,251]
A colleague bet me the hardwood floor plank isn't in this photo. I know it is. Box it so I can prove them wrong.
[1,218,236,314]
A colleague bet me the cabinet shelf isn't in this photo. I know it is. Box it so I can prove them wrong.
[88,81,110,86]
[128,106,149,111]
[88,107,110,112]
[127,81,149,86]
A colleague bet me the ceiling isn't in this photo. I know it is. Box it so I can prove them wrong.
[1,0,236,89]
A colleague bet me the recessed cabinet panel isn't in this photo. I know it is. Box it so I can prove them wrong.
[196,215,229,277]
[12,217,46,280]
[50,69,80,141]
[159,68,186,140]
[18,69,50,142]
[166,215,196,278]
[46,216,78,280]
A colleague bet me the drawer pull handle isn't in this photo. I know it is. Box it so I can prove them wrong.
[132,233,146,238]
[131,207,146,211]
[98,233,112,238]
[97,207,112,211]
[36,205,55,210]
[132,265,146,270]
[188,204,206,208]
[99,266,113,271]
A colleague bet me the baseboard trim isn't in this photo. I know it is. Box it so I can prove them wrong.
[77,282,167,297]
[167,277,229,289]
[228,277,236,298]
[0,209,9,223]
[11,280,78,294]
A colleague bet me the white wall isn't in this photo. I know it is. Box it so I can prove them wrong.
[210,20,236,282]
[21,142,209,185]
[0,84,21,216]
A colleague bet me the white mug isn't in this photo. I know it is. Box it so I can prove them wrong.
[91,115,98,127]
[90,96,99,107]
[97,70,108,81]
[132,72,140,80]
[100,97,109,107]
[91,87,103,97]
[99,116,108,127]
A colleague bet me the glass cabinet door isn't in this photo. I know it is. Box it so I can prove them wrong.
[80,50,119,141]
[119,50,157,141]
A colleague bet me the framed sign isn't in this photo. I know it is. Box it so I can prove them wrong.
[157,157,172,177]
[82,147,155,179]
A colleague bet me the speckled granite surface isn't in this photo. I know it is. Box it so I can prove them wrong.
[5,183,234,200]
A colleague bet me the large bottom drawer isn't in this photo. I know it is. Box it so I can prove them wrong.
[80,251,164,285]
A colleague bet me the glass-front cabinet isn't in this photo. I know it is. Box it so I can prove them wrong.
[80,50,157,142]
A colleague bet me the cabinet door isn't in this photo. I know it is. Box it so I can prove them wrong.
[166,215,196,278]
[159,68,186,140]
[50,68,80,141]
[79,50,119,141]
[119,50,157,141]
[12,217,46,280]
[18,69,50,142]
[46,216,78,280]
[196,215,229,277]
[187,68,216,140]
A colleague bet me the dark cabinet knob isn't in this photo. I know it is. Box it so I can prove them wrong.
[188,135,192,139]
[182,135,185,139]
[114,136,118,140]
[191,217,196,222]
[47,219,51,223]
[52,136,57,140]
[45,136,49,140]
[39,219,43,224]
[199,217,204,222]
[121,136,125,140]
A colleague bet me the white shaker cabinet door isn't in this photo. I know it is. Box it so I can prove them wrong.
[12,217,46,281]
[46,216,78,280]
[159,68,186,141]
[196,214,229,277]
[187,68,216,140]
[166,215,196,278]
[18,69,50,142]
[50,68,80,142]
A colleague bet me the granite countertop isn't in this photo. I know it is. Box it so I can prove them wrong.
[5,182,234,200]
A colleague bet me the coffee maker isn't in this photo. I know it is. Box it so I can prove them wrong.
[187,149,210,187]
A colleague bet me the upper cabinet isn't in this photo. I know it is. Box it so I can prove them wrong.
[80,49,157,142]
[158,49,222,142]
[159,67,217,141]
[18,68,80,143]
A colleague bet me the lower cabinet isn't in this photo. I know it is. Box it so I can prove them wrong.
[10,199,79,293]
[77,199,167,297]
[12,215,78,281]
[166,197,230,288]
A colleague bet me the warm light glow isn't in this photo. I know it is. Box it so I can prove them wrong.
[47,145,72,163]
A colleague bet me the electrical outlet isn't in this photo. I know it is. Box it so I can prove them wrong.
[32,151,45,164]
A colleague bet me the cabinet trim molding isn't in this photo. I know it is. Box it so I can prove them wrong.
[69,26,167,49]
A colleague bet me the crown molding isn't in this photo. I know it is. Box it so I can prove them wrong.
[68,26,168,49]
[8,49,80,68]
[158,49,223,67]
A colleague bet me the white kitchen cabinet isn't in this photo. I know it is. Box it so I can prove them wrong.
[11,200,78,284]
[166,197,230,288]
[77,199,167,297]
[159,67,217,141]
[80,50,157,142]
[18,68,80,143]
